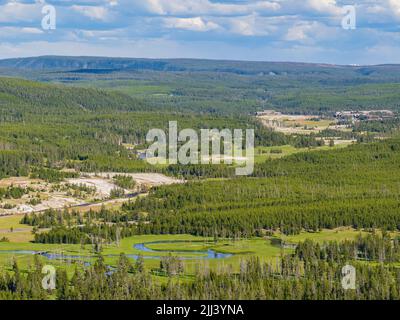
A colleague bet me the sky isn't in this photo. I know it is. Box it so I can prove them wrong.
[1,0,400,65]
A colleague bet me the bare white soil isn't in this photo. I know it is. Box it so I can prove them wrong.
[85,172,184,186]
[0,173,183,215]
[66,178,119,198]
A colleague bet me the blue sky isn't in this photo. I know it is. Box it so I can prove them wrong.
[1,0,400,64]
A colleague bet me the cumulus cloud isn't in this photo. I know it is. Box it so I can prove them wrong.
[389,0,400,17]
[0,1,42,23]
[286,23,313,41]
[71,5,111,21]
[306,0,342,15]
[222,14,282,36]
[228,15,257,36]
[163,17,220,32]
[0,26,43,35]
[284,21,335,44]
[139,0,280,16]
[1,0,400,64]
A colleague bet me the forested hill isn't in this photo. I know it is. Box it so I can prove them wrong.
[2,56,400,115]
[0,77,148,177]
[0,77,145,117]
[130,137,400,237]
[0,76,288,178]
[2,56,400,80]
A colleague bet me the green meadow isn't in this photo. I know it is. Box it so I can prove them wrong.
[254,143,353,163]
[0,222,386,278]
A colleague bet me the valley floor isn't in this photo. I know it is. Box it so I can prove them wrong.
[0,226,391,277]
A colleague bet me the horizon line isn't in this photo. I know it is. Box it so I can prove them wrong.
[0,55,398,68]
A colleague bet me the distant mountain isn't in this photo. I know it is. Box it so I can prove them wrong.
[2,55,400,77]
[0,56,181,72]
[2,56,400,115]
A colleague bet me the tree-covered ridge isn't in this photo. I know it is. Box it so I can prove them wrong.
[3,56,400,80]
[124,138,400,236]
[3,56,400,115]
[0,76,292,178]
[2,59,400,301]
[0,77,146,116]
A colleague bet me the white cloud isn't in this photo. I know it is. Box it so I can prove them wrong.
[71,5,111,21]
[286,23,311,41]
[0,26,44,41]
[229,16,257,36]
[285,21,335,43]
[76,28,125,41]
[141,0,280,16]
[389,0,400,17]
[306,0,342,15]
[164,17,220,32]
[109,0,119,7]
[2,0,400,64]
[20,27,44,34]
[0,1,42,23]
[225,14,279,36]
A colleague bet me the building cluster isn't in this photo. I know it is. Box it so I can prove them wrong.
[335,110,395,123]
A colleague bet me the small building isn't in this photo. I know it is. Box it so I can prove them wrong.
[335,110,395,123]
[255,110,282,116]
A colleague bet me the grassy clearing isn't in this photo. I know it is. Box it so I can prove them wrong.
[0,215,34,242]
[0,233,286,273]
[102,235,288,273]
[279,228,396,244]
[254,143,352,163]
[300,119,333,127]
[0,215,30,230]
[0,228,396,277]
[103,234,210,256]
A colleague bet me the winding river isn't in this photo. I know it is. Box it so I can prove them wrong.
[0,241,233,263]
[132,241,233,260]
